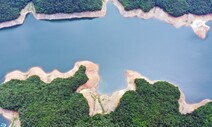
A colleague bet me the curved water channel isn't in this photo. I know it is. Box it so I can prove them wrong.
[0,2,212,125]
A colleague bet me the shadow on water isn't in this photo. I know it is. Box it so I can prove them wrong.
[42,17,96,23]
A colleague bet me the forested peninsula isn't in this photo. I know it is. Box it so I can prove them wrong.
[0,61,212,127]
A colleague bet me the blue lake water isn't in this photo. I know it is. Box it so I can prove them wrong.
[0,115,9,127]
[0,3,212,123]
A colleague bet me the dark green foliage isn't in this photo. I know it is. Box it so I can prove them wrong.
[19,93,89,127]
[156,0,189,17]
[139,0,155,12]
[0,0,31,22]
[111,78,212,126]
[0,0,103,22]
[186,0,212,15]
[179,103,212,127]
[1,69,212,126]
[33,0,103,14]
[112,79,182,126]
[75,114,118,127]
[0,66,90,127]
[118,0,155,12]
[0,76,45,110]
[1,0,212,22]
[119,0,212,17]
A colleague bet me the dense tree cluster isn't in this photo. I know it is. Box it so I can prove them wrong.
[0,0,31,22]
[0,68,212,126]
[75,114,118,127]
[33,0,103,14]
[118,0,212,17]
[1,0,212,22]
[0,66,90,127]
[111,79,212,126]
[0,0,103,22]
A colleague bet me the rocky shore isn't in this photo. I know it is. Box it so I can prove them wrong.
[111,0,212,39]
[1,61,212,127]
[0,0,212,38]
[0,0,108,29]
[0,108,20,127]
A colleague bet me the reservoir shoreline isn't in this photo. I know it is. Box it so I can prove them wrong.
[0,0,108,30]
[0,108,20,127]
[1,61,212,127]
[111,0,212,39]
[0,0,212,39]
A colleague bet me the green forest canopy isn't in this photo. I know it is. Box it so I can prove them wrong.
[0,66,211,126]
[0,66,90,127]
[118,0,212,17]
[0,0,103,22]
[1,0,212,22]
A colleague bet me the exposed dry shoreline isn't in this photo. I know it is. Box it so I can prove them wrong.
[111,0,212,39]
[0,0,212,38]
[1,61,212,126]
[1,61,100,127]
[0,0,108,29]
[0,108,20,127]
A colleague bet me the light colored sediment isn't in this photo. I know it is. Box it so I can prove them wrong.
[3,61,100,115]
[0,0,211,38]
[3,61,100,89]
[2,61,100,127]
[1,61,212,126]
[0,108,20,127]
[123,70,212,114]
[111,0,212,39]
[0,0,108,29]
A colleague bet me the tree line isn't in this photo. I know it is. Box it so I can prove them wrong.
[0,0,103,22]
[118,0,212,17]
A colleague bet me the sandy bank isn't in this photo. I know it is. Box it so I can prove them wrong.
[0,0,108,29]
[124,70,212,114]
[3,61,212,118]
[0,108,20,127]
[2,61,100,126]
[0,0,211,39]
[111,0,212,39]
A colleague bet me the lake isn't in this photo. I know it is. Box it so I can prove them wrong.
[0,2,212,124]
[0,115,9,127]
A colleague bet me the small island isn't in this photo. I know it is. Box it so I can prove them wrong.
[0,0,212,38]
[0,61,211,127]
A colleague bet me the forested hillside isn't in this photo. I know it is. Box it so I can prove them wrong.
[118,0,212,17]
[0,0,103,22]
[0,69,211,126]
[33,0,103,14]
[0,0,30,22]
[1,0,212,22]
[0,66,90,127]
